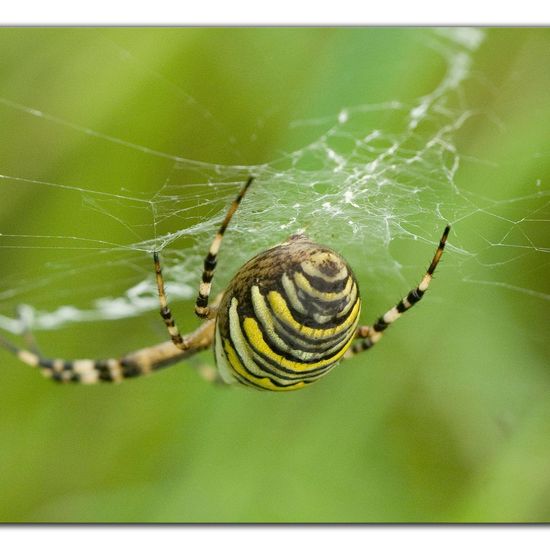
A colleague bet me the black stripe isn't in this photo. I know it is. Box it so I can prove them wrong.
[204,253,217,271]
[49,371,80,383]
[271,315,354,352]
[396,301,408,313]
[407,288,424,305]
[373,318,389,332]
[94,359,110,372]
[120,359,141,378]
[352,339,374,354]
[266,288,360,341]
[297,269,350,293]
[202,271,214,283]
[249,347,333,382]
[307,294,354,317]
[94,360,114,381]
[39,358,54,369]
[290,273,353,310]
[196,295,208,307]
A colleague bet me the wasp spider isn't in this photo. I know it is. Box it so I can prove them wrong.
[0,177,450,391]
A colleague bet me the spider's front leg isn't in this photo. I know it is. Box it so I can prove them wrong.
[153,177,253,347]
[154,251,196,350]
[344,226,450,360]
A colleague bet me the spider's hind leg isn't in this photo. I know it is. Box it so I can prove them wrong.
[0,332,128,383]
[0,315,217,384]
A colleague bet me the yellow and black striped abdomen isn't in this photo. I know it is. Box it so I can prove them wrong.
[214,235,361,391]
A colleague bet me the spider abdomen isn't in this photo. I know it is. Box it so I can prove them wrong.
[214,235,361,391]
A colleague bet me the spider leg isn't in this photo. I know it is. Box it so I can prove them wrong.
[154,247,222,351]
[195,176,254,319]
[0,318,216,384]
[153,250,191,350]
[345,225,450,359]
[152,176,253,346]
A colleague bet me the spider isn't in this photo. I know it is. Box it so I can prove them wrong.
[0,177,450,391]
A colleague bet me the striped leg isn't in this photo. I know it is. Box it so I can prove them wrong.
[195,176,254,319]
[154,251,188,349]
[0,317,216,384]
[346,225,450,358]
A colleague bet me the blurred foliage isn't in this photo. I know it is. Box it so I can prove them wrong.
[0,28,549,523]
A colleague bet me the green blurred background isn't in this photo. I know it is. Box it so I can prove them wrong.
[0,28,549,523]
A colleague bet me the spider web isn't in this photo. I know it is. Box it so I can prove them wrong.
[0,28,548,337]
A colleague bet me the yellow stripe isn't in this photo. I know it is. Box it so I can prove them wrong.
[251,285,353,361]
[243,316,355,372]
[223,338,305,391]
[252,285,298,355]
[267,290,360,338]
[293,272,352,301]
[228,298,269,379]
[247,344,333,381]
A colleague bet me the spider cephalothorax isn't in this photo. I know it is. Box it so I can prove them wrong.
[0,177,449,391]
